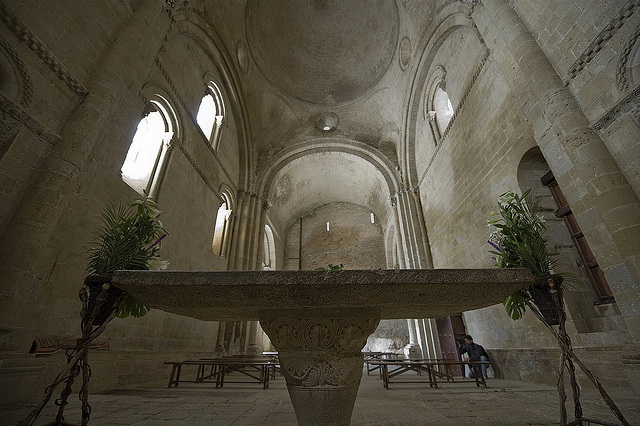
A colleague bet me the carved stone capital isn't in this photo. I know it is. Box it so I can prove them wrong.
[260,315,379,352]
[260,311,380,426]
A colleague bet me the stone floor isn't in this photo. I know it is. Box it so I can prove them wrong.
[4,369,639,425]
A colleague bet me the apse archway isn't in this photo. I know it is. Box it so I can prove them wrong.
[258,138,402,245]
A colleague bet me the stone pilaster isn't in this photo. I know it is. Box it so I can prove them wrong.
[392,188,434,269]
[404,319,423,359]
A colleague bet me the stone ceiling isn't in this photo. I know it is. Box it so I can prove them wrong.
[197,0,442,232]
[245,0,399,105]
[266,150,392,233]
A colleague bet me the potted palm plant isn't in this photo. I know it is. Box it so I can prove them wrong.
[487,189,561,325]
[486,190,631,425]
[85,198,169,324]
[20,198,169,426]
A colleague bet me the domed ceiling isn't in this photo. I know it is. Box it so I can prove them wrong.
[245,0,399,105]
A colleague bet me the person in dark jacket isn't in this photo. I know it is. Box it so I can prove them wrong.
[458,335,490,378]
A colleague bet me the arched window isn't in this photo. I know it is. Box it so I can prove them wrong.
[196,81,225,149]
[424,66,454,145]
[121,98,175,197]
[212,192,233,257]
[262,225,276,270]
[433,86,454,134]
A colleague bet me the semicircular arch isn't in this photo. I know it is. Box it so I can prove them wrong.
[402,4,475,187]
[174,15,252,192]
[258,138,402,234]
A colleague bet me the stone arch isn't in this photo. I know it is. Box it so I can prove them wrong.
[197,72,227,149]
[617,27,640,93]
[121,83,182,198]
[259,138,401,200]
[139,82,182,140]
[257,138,402,243]
[422,65,451,143]
[174,15,252,192]
[402,3,479,188]
[516,147,616,332]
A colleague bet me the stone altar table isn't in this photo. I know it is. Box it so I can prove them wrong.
[113,268,533,426]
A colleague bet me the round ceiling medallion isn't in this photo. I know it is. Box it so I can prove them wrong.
[246,0,399,105]
[315,112,339,132]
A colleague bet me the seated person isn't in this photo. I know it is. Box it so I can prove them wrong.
[458,335,490,378]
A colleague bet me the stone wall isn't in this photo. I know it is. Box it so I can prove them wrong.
[410,0,639,392]
[0,0,245,406]
[283,201,408,353]
[1,0,638,408]
[284,202,386,271]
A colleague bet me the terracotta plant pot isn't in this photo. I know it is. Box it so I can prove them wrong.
[530,275,563,326]
[84,274,124,326]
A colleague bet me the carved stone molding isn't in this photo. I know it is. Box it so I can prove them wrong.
[261,316,379,352]
[416,48,489,188]
[164,0,189,11]
[0,1,88,97]
[237,189,263,205]
[0,92,60,147]
[283,358,345,387]
[154,58,194,123]
[617,27,640,93]
[567,0,639,81]
[461,0,483,16]
[592,85,640,132]
[0,35,32,108]
[177,143,219,196]
[29,338,109,354]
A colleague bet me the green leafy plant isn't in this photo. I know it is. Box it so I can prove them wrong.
[86,198,168,318]
[487,190,559,320]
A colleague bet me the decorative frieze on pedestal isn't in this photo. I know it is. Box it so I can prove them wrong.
[261,311,380,426]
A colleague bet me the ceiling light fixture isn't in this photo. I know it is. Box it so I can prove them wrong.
[315,112,339,132]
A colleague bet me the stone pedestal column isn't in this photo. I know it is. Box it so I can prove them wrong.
[404,319,423,359]
[245,321,261,355]
[215,321,226,355]
[260,309,380,426]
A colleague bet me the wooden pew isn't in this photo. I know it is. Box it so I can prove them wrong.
[163,356,278,389]
[366,359,492,389]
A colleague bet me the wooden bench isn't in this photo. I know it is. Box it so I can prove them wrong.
[163,360,221,388]
[363,351,403,376]
[367,359,492,389]
[163,357,279,389]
